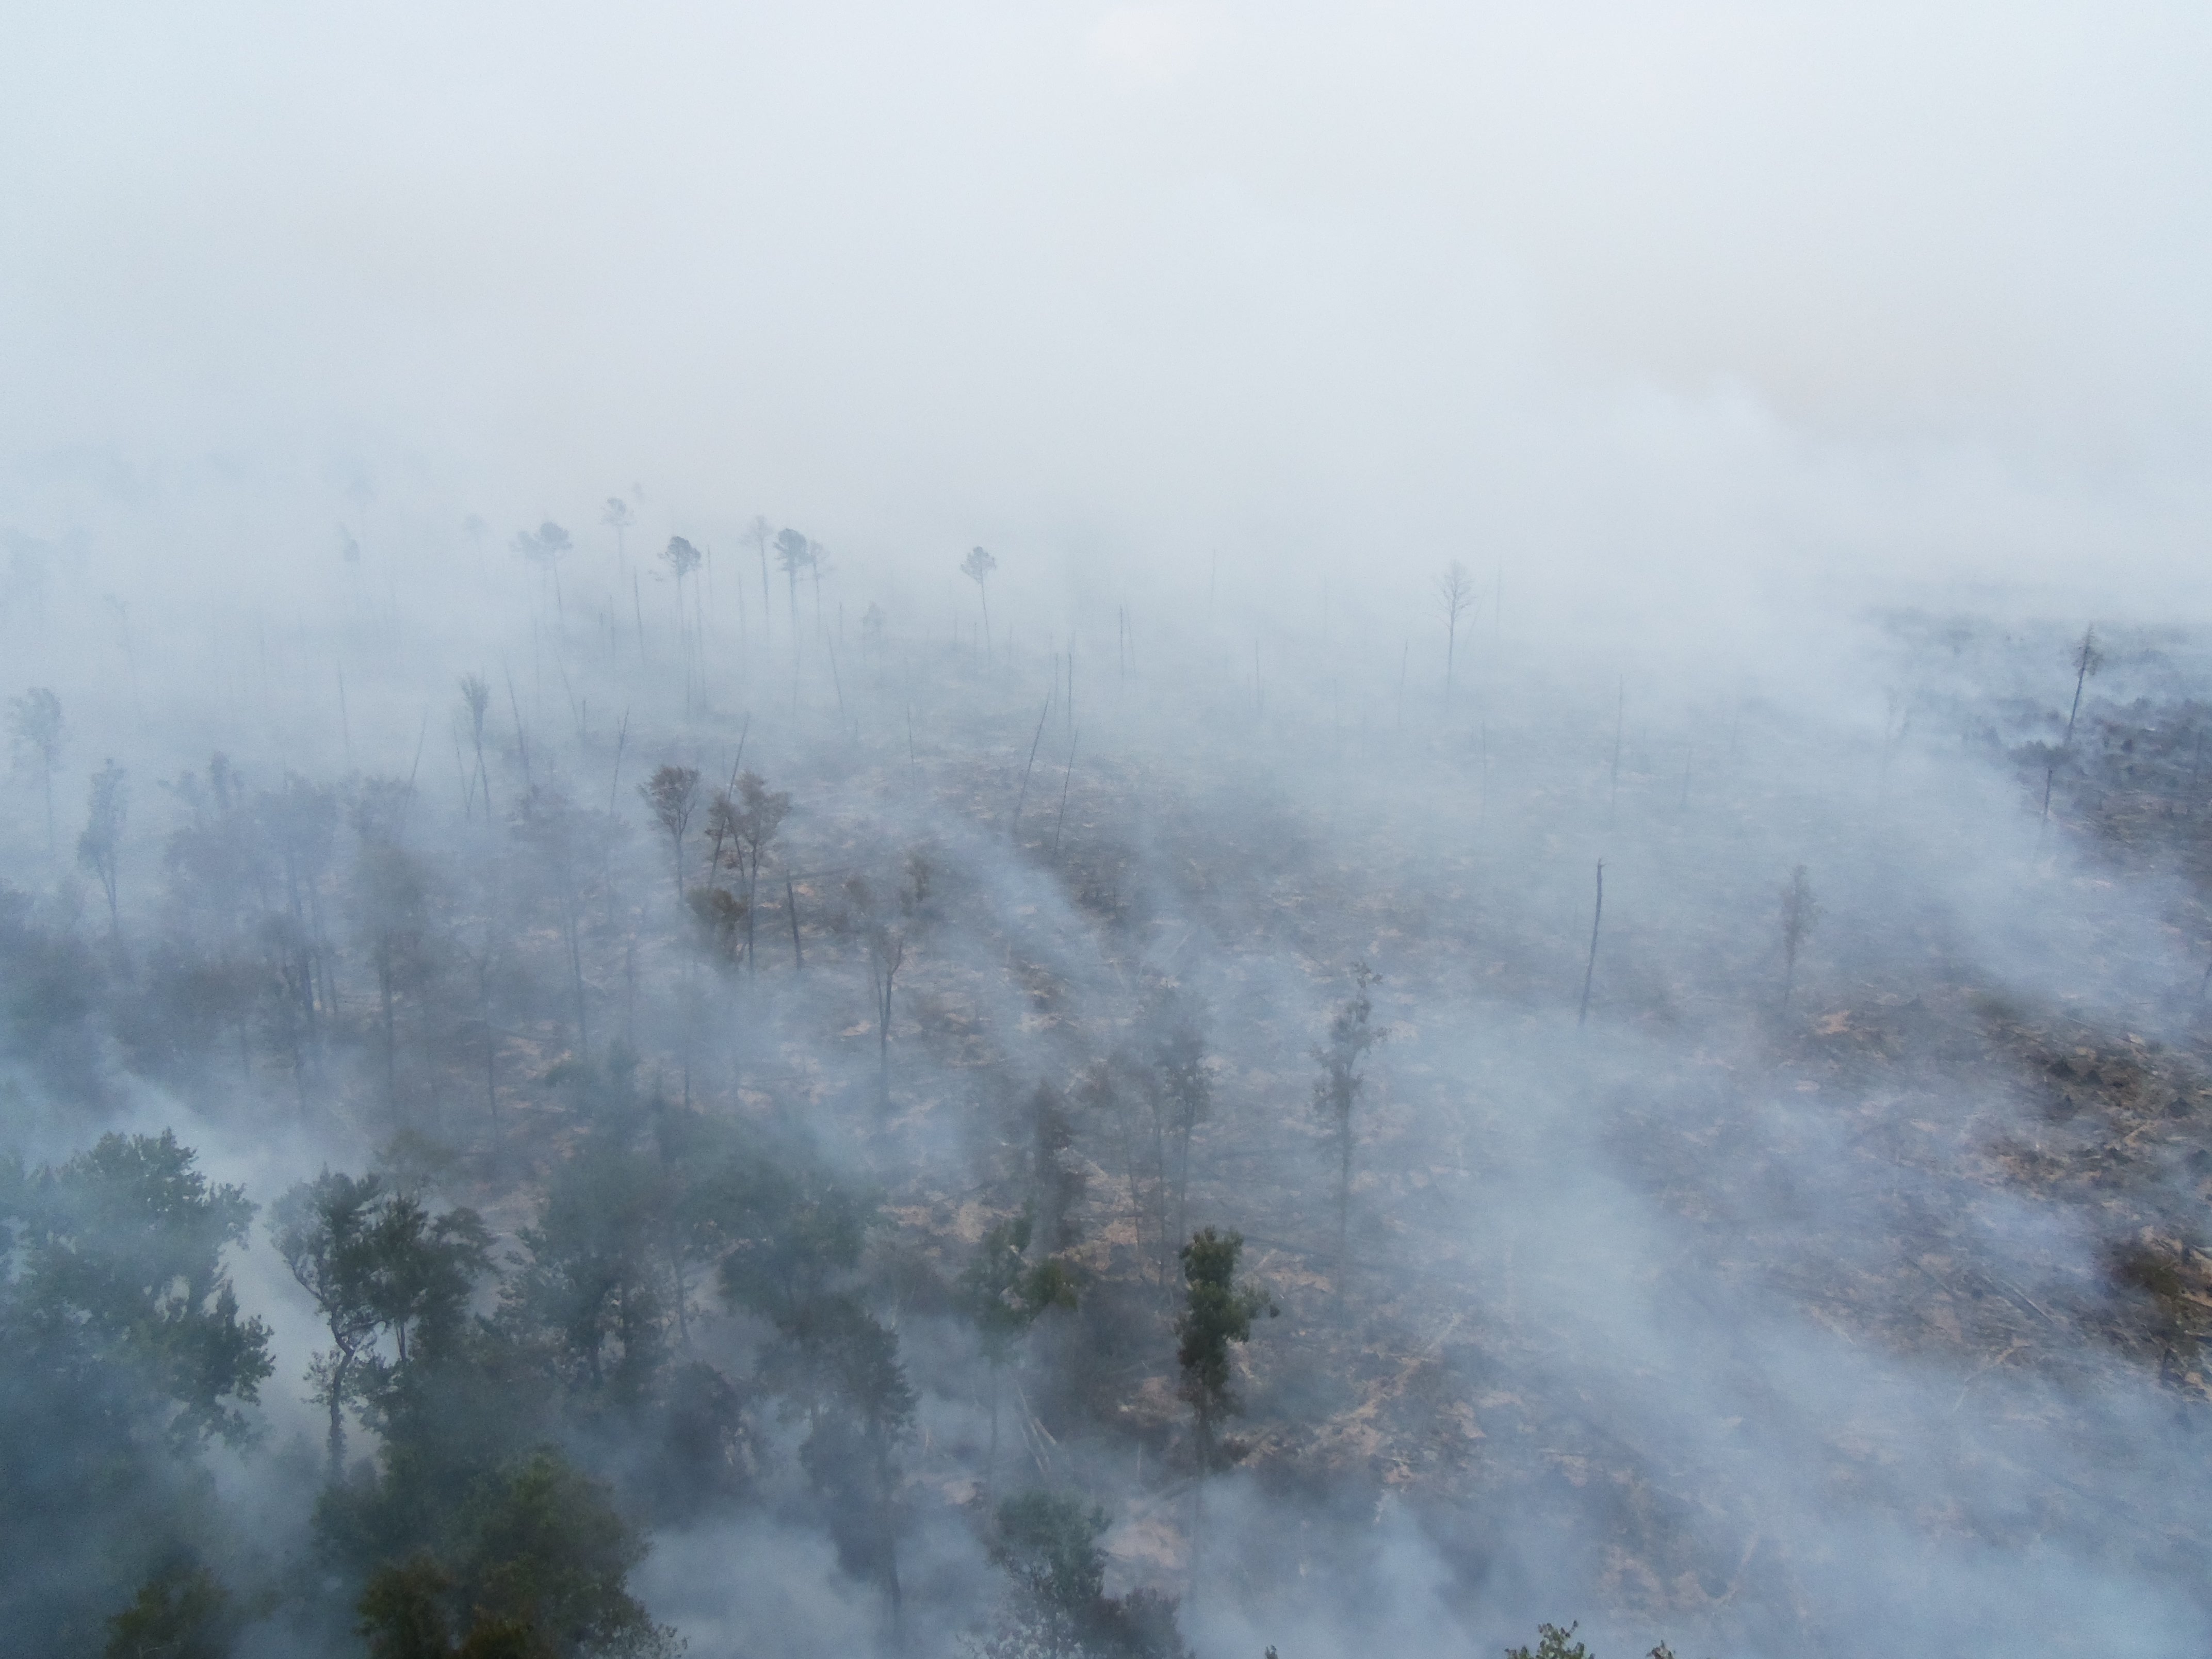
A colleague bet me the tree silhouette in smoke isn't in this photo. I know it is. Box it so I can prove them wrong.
[963,544,998,659]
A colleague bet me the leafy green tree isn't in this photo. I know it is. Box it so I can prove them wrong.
[272,1170,390,1475]
[793,1297,915,1622]
[17,1129,273,1445]
[505,1143,671,1407]
[1,1133,272,1652]
[363,1191,495,1369]
[356,1452,676,1659]
[275,1169,493,1478]
[713,1169,912,1613]
[980,1490,1188,1659]
[1175,1228,1274,1479]
[104,1563,233,1659]
[1504,1624,1589,1659]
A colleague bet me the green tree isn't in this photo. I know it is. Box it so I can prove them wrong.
[981,1490,1188,1659]
[356,1451,676,1659]
[18,1129,273,1445]
[713,1169,912,1615]
[272,1170,391,1475]
[505,1143,671,1407]
[103,1563,233,1659]
[363,1190,495,1369]
[1504,1624,1590,1659]
[1,1133,272,1652]
[1175,1228,1273,1479]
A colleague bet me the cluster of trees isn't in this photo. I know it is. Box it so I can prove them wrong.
[2,627,1845,1659]
[0,1086,1286,1655]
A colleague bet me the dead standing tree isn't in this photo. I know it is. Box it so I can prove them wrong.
[745,515,774,640]
[774,528,812,644]
[1435,560,1475,715]
[7,686,62,854]
[1779,864,1820,1006]
[1577,860,1604,1027]
[457,675,491,819]
[1312,963,1382,1287]
[2064,625,2104,747]
[601,496,636,565]
[962,546,998,661]
[78,758,127,939]
[662,536,703,629]
[840,853,926,1107]
[1141,984,1212,1264]
[512,520,574,623]
[1010,692,1051,843]
[2042,628,2104,825]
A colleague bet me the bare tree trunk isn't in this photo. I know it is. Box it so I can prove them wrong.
[327,1352,351,1480]
[1577,860,1604,1028]
[1011,694,1050,841]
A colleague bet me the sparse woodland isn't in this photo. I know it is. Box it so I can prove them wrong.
[6,528,2212,1659]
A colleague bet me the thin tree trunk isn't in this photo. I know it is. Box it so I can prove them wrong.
[327,1352,350,1479]
[1011,694,1050,841]
[1577,860,1605,1028]
[1051,730,1078,858]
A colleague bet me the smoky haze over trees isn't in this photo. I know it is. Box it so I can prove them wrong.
[6,514,2212,1659]
[7,6,2212,1659]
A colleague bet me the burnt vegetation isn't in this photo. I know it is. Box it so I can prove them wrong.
[5,552,2212,1659]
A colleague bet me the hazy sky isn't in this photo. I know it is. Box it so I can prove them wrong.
[5,2,2209,622]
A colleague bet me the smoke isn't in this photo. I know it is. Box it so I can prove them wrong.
[6,4,2212,1657]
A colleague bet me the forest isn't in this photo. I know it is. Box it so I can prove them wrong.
[5,517,2212,1659]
